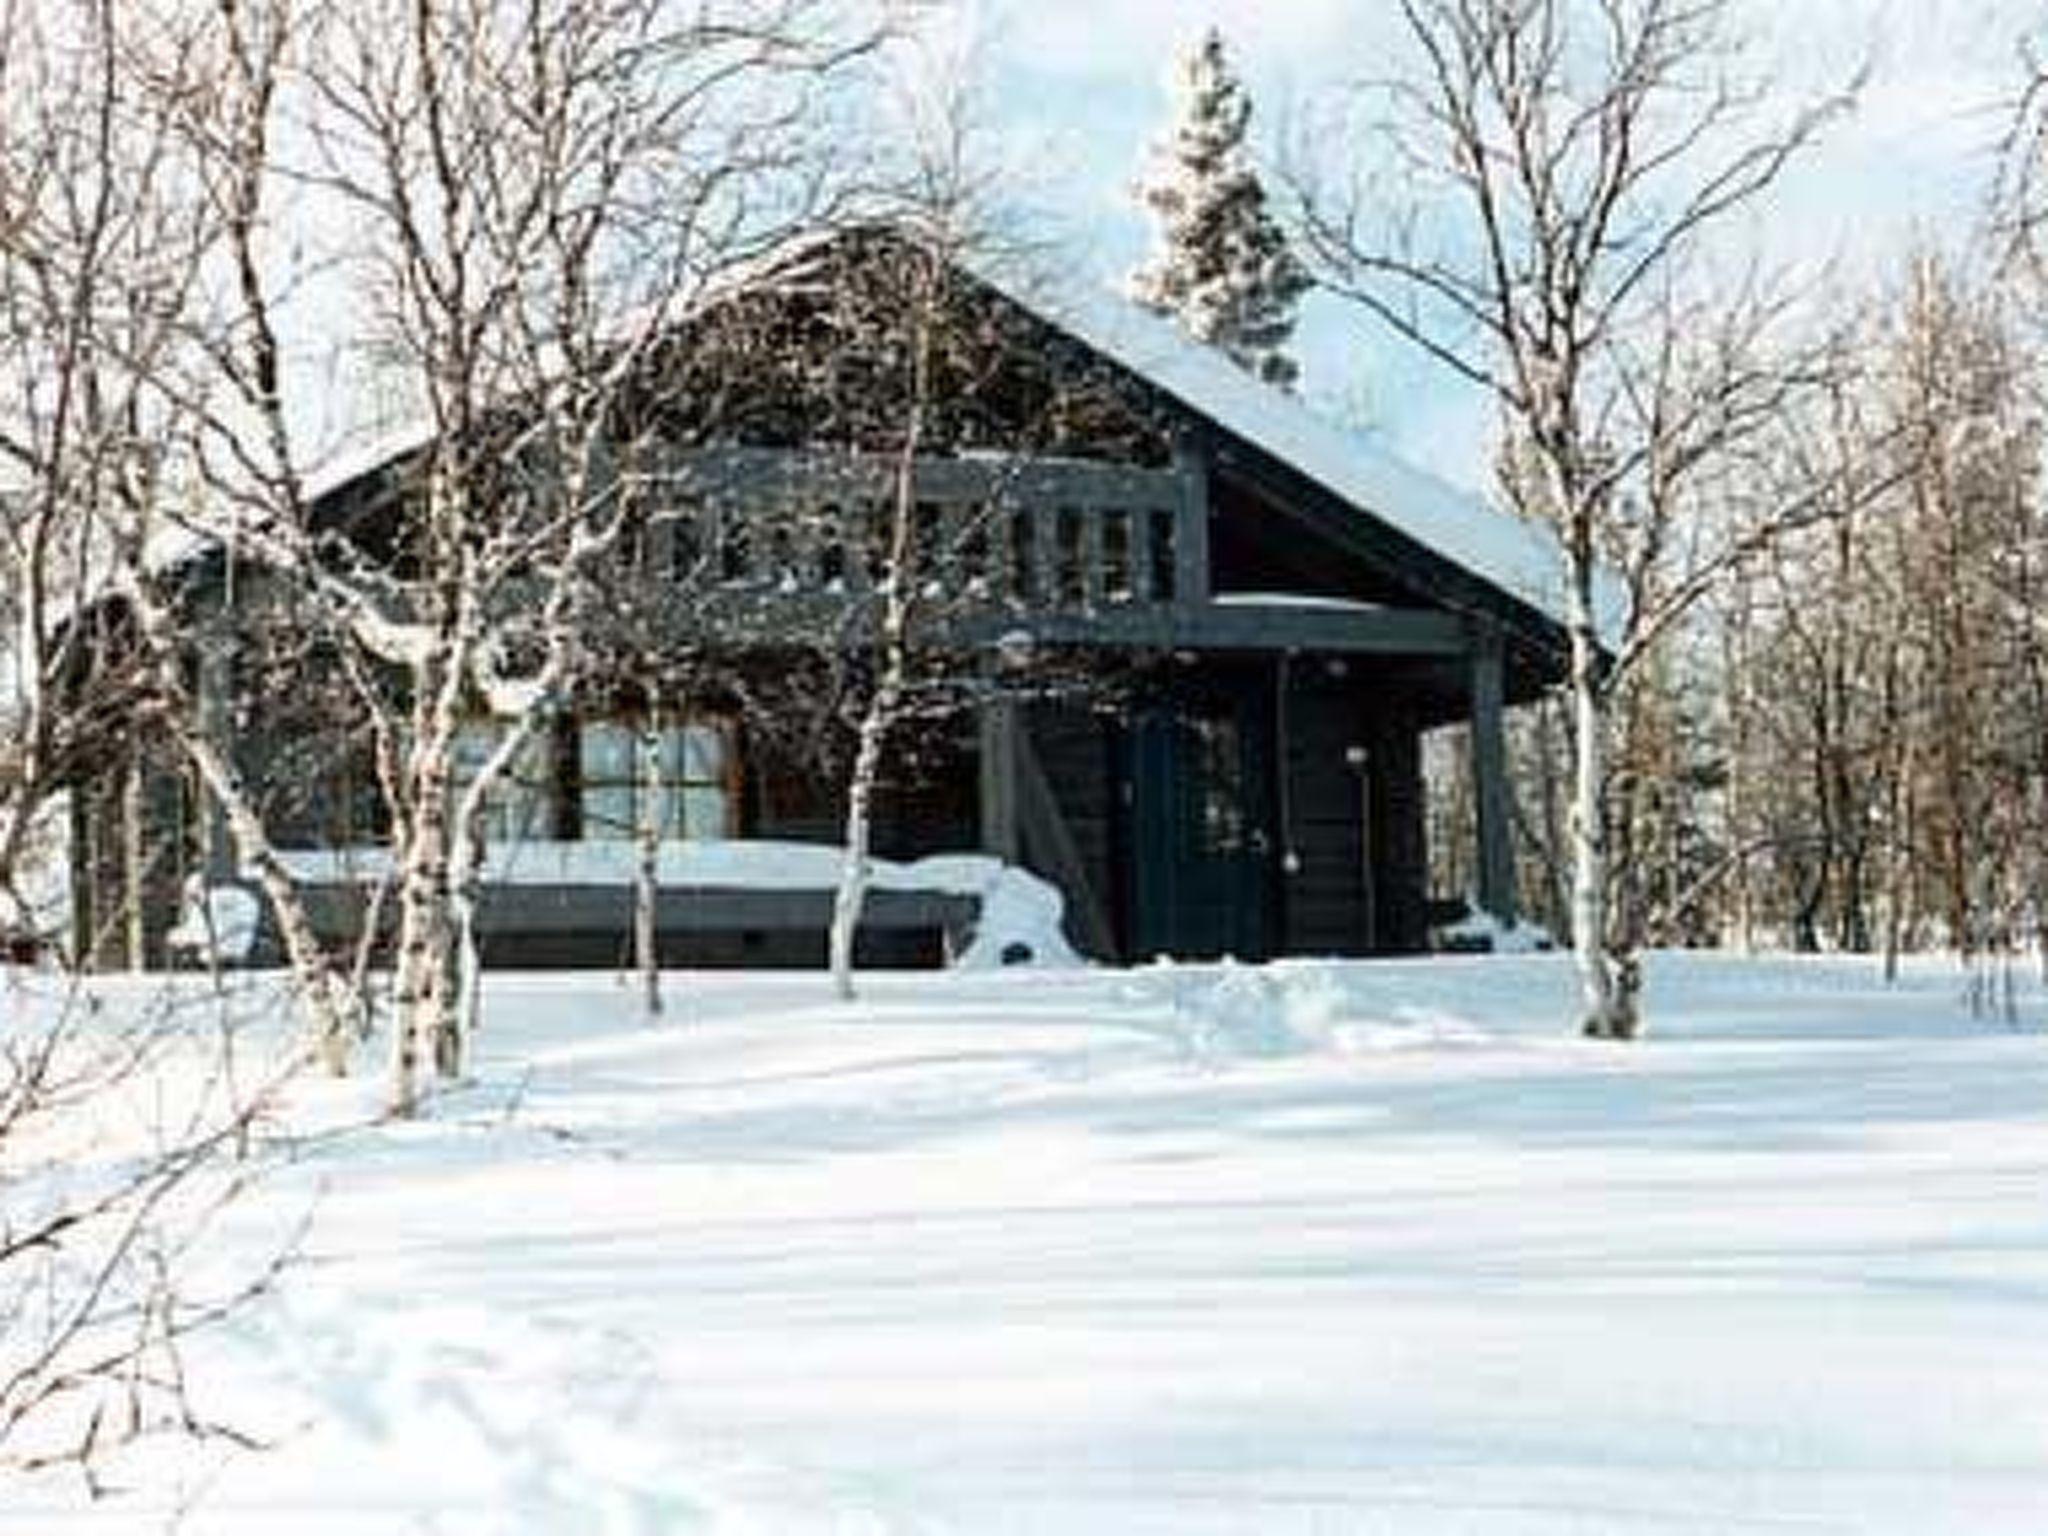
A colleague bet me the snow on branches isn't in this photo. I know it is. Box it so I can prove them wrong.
[1128,28,1310,391]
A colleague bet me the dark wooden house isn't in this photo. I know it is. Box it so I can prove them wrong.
[69,233,1579,971]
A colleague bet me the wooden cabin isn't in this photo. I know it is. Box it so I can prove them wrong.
[68,232,1578,970]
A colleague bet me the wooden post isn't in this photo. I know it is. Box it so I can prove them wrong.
[122,741,146,970]
[1352,743,1377,954]
[1032,507,1059,610]
[1172,437,1209,606]
[1468,624,1516,926]
[979,697,1021,863]
[1080,508,1105,610]
[1129,501,1155,604]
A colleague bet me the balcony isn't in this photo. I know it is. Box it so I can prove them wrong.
[596,446,1464,659]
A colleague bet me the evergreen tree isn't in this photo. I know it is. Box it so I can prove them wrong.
[1129,28,1311,390]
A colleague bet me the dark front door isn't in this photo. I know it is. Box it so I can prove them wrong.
[1127,688,1277,960]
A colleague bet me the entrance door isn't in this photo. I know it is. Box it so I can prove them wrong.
[1127,689,1277,960]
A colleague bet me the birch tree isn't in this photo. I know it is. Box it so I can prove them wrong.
[824,221,948,999]
[0,0,147,954]
[1292,0,1851,1036]
[0,13,302,1487]
[162,0,882,1110]
[0,0,361,1074]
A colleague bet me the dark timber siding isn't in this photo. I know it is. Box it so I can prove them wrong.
[1278,664,1374,956]
[68,734,192,970]
[1018,702,1117,959]
[1369,710,1429,953]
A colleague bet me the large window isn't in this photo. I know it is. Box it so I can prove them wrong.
[579,718,734,841]
[451,720,555,844]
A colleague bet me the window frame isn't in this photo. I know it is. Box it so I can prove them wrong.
[576,713,739,843]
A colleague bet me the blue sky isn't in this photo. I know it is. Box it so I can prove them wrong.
[948,0,2031,490]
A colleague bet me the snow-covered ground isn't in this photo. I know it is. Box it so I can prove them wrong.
[16,952,2048,1533]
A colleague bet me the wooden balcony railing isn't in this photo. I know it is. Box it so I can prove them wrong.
[621,446,1207,617]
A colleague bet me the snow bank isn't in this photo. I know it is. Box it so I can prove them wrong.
[1165,958,1326,1060]
[908,855,1082,969]
[20,954,2048,1533]
[1434,906,1555,954]
[260,839,1082,969]
[1140,957,1503,1062]
[165,877,263,963]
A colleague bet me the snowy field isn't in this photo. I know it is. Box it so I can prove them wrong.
[15,952,2048,1533]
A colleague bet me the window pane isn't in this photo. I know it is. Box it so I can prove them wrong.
[579,717,733,842]
[453,722,498,780]
[497,782,548,843]
[580,721,636,781]
[583,784,636,841]
[678,724,725,782]
[678,785,729,839]
[452,721,553,845]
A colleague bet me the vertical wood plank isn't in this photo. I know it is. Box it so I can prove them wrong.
[1128,501,1154,604]
[1081,508,1105,609]
[979,696,1020,863]
[1173,438,1210,605]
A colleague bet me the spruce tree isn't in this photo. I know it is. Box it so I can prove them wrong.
[1129,28,1311,390]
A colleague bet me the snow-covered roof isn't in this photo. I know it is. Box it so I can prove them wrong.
[299,229,1624,646]
[303,420,438,507]
[299,227,856,507]
[968,258,1626,645]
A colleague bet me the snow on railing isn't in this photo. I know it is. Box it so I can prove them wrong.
[248,838,1081,969]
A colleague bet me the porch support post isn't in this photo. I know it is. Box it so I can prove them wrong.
[1468,622,1516,925]
[979,696,1021,864]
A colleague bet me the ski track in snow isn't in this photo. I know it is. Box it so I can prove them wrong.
[13,953,2048,1533]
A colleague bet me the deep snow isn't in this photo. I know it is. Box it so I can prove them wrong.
[14,952,2048,1533]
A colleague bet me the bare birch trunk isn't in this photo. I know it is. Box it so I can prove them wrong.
[829,239,934,1002]
[831,692,894,1001]
[637,697,664,1022]
[391,711,459,1114]
[1568,635,1616,1033]
[176,723,358,1072]
[125,587,357,1069]
[1565,553,1629,1038]
[1882,811,1907,985]
[391,826,450,1116]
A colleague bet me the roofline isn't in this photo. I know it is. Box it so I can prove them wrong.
[298,225,1627,655]
[958,251,1626,653]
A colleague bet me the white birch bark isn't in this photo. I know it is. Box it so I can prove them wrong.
[831,679,897,1001]
[829,248,931,1002]
[1564,553,1621,1037]
[637,697,665,1022]
[390,607,470,1113]
[122,575,362,1069]
[1290,0,1850,1037]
